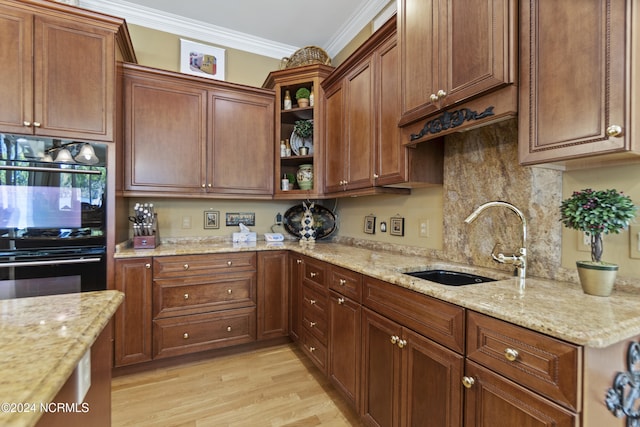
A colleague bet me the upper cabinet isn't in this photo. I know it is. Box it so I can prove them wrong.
[398,0,517,142]
[518,0,640,167]
[0,0,135,142]
[123,64,274,198]
[263,64,334,200]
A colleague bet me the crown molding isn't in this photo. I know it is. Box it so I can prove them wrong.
[79,0,298,59]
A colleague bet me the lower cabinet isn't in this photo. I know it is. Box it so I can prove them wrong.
[257,251,289,340]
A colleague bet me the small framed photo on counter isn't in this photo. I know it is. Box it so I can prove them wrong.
[364,215,376,234]
[204,210,219,229]
[390,217,405,236]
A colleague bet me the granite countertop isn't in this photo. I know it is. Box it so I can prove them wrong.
[0,290,124,427]
[115,240,640,348]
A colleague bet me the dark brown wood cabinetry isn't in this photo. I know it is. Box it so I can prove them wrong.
[518,0,640,167]
[114,257,153,367]
[0,0,134,141]
[123,64,274,198]
[257,251,289,340]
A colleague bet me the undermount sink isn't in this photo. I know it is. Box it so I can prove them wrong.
[404,269,496,286]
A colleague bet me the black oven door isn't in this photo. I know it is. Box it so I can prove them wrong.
[0,246,106,299]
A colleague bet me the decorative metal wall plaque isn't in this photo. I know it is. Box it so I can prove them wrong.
[410,106,495,141]
[605,341,640,426]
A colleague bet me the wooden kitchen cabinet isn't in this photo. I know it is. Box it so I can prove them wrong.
[123,64,274,198]
[288,255,304,342]
[298,257,329,372]
[257,251,289,340]
[398,0,517,128]
[0,0,134,141]
[114,257,153,367]
[518,0,640,167]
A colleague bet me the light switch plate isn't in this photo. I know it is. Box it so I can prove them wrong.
[630,225,640,259]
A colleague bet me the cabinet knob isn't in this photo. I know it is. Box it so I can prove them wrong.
[430,93,438,102]
[607,125,623,137]
[309,299,316,305]
[373,173,379,179]
[339,279,346,286]
[145,263,151,269]
[227,289,233,295]
[227,326,232,332]
[436,89,447,99]
[390,335,399,345]
[184,293,189,300]
[201,184,206,188]
[296,259,303,264]
[338,297,345,304]
[183,333,189,339]
[23,121,31,127]
[183,264,189,270]
[33,122,41,128]
[462,376,475,389]
[309,346,316,352]
[227,261,233,266]
[397,339,407,349]
[310,321,316,327]
[504,348,519,362]
[310,272,317,278]
[208,183,212,188]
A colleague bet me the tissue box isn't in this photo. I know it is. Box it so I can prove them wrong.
[232,232,257,243]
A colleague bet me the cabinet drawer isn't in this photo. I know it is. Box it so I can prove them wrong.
[153,272,256,318]
[303,257,326,288]
[302,283,328,344]
[153,307,256,359]
[300,329,327,373]
[363,276,465,353]
[466,311,581,411]
[328,265,362,302]
[153,252,256,278]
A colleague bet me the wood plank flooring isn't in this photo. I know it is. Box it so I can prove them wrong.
[112,343,363,426]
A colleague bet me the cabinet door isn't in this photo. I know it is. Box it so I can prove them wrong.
[257,251,289,340]
[464,361,577,427]
[323,82,345,193]
[35,15,115,141]
[518,0,628,165]
[401,328,463,427]
[328,290,361,408]
[208,88,274,195]
[124,69,207,193]
[361,308,402,427]
[289,255,304,341]
[114,258,153,367]
[344,59,375,190]
[0,5,33,135]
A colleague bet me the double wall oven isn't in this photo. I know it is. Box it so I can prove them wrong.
[0,134,107,299]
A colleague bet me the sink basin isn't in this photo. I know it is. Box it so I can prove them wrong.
[404,269,496,286]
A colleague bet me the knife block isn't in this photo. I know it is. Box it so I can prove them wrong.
[133,214,159,249]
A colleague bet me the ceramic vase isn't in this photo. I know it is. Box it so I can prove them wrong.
[296,164,313,190]
[576,261,618,297]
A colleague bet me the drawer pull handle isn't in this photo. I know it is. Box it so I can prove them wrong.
[184,293,189,300]
[227,289,233,295]
[339,279,346,286]
[227,261,233,266]
[309,299,316,305]
[183,264,189,270]
[462,376,475,389]
[297,259,303,264]
[227,326,232,332]
[390,335,399,345]
[183,333,189,339]
[607,124,623,137]
[310,321,316,327]
[145,263,151,269]
[310,272,317,278]
[397,339,407,349]
[23,121,31,127]
[338,297,345,304]
[504,348,519,362]
[309,346,316,352]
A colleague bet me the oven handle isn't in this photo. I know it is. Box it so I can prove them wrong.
[0,165,102,175]
[0,257,102,268]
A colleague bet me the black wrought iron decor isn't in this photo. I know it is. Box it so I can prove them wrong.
[605,341,640,426]
[409,106,495,141]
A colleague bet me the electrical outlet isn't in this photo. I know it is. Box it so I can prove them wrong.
[182,216,191,229]
[419,219,430,238]
[630,225,640,259]
[577,231,590,252]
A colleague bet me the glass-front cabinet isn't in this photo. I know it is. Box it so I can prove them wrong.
[263,64,334,199]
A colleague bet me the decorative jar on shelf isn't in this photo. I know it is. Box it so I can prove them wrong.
[296,164,313,190]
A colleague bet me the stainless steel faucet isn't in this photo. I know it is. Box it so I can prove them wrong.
[464,201,527,284]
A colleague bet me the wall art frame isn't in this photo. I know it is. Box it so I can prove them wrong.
[203,210,219,229]
[226,212,255,227]
[364,215,376,234]
[180,39,226,81]
[390,217,405,236]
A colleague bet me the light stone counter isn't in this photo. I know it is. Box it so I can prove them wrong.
[0,290,124,427]
[115,240,640,348]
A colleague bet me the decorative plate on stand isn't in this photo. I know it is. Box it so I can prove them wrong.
[283,203,336,239]
[290,133,313,156]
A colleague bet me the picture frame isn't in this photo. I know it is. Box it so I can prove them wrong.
[364,215,376,234]
[390,217,405,237]
[226,212,255,227]
[203,210,219,229]
[180,39,226,81]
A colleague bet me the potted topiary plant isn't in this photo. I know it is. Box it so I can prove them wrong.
[560,188,637,296]
[295,87,311,108]
[293,119,313,155]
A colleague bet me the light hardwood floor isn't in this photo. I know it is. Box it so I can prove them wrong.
[112,344,364,426]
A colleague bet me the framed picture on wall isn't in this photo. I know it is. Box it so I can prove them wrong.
[204,210,219,229]
[364,215,376,234]
[390,217,405,236]
[180,39,226,81]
